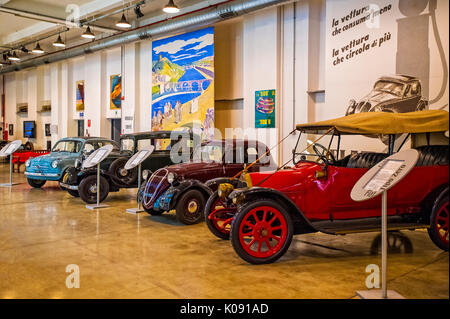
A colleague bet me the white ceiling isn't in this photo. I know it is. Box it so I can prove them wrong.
[0,0,213,61]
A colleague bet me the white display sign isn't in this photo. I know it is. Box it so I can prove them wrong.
[82,144,114,168]
[363,159,405,192]
[0,140,22,157]
[124,146,155,170]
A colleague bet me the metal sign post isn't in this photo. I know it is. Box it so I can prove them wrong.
[82,144,114,210]
[125,146,155,214]
[351,149,419,299]
[0,140,23,187]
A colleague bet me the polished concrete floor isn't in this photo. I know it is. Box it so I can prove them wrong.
[0,163,448,299]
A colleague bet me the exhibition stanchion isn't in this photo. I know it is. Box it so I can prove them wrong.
[125,146,155,214]
[83,144,114,210]
[351,149,419,299]
[0,140,23,187]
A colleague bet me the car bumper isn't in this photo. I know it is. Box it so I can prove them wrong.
[59,182,78,191]
[25,171,60,180]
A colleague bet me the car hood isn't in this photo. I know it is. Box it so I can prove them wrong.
[248,161,321,191]
[29,152,74,163]
[164,161,223,180]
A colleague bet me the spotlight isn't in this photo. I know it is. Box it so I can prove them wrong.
[32,42,45,54]
[81,26,95,39]
[53,34,66,47]
[134,5,144,18]
[163,0,180,13]
[116,13,131,28]
[8,51,20,61]
[20,46,29,53]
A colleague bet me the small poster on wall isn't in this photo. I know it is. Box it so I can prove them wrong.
[76,80,85,111]
[255,89,276,128]
[8,124,13,136]
[45,124,51,137]
[110,74,122,110]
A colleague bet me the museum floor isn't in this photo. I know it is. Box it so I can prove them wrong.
[0,163,448,299]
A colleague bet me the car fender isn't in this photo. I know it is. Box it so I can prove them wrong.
[234,187,318,235]
[432,186,449,216]
[165,180,213,210]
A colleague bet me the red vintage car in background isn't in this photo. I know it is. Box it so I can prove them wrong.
[206,110,449,264]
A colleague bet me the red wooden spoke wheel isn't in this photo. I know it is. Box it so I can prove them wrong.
[205,191,236,240]
[428,196,449,251]
[231,200,293,264]
[435,200,449,245]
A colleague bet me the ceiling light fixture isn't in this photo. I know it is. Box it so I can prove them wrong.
[134,5,144,18]
[163,0,180,13]
[116,13,131,28]
[81,26,95,39]
[53,34,66,47]
[8,51,20,61]
[32,42,45,54]
[20,46,29,53]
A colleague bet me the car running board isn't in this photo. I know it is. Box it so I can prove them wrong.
[311,216,429,235]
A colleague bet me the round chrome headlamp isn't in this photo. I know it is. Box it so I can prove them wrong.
[25,159,31,167]
[142,169,151,180]
[51,160,59,168]
[167,172,177,184]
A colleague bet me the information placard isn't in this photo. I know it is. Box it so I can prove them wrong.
[124,146,155,170]
[0,140,22,157]
[82,144,114,169]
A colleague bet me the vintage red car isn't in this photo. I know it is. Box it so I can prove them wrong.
[207,110,449,264]
[140,139,275,225]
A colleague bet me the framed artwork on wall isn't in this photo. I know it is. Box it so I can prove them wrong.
[255,89,276,128]
[45,124,51,137]
[76,80,85,111]
[151,27,215,140]
[8,124,13,136]
[110,74,122,110]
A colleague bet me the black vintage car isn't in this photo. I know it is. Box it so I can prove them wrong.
[60,131,196,204]
[346,75,428,115]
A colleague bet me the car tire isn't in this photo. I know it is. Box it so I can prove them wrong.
[67,189,80,198]
[27,178,46,188]
[79,174,110,204]
[109,158,138,185]
[427,196,449,251]
[230,199,293,264]
[176,189,206,225]
[204,191,236,240]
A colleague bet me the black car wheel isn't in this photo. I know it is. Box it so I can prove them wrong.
[27,178,46,188]
[428,196,449,251]
[79,175,110,204]
[230,200,293,264]
[176,189,206,225]
[109,158,138,185]
[205,191,236,240]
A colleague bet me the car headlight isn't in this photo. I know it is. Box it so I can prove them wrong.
[142,169,151,180]
[51,160,59,168]
[25,159,31,167]
[167,172,177,184]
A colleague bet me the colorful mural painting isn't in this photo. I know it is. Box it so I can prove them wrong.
[76,80,85,112]
[151,27,215,139]
[255,89,276,128]
[110,74,122,110]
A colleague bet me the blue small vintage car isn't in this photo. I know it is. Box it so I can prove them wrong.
[24,137,119,194]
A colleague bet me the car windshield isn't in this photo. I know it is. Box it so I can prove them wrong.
[373,81,404,96]
[52,140,82,153]
[192,143,224,162]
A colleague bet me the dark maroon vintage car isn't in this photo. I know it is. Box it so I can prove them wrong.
[140,139,275,225]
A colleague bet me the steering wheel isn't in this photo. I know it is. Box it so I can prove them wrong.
[312,143,336,164]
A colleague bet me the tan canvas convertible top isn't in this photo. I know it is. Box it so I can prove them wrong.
[296,110,449,135]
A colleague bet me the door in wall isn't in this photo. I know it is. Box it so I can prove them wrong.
[77,120,84,137]
[111,119,121,143]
